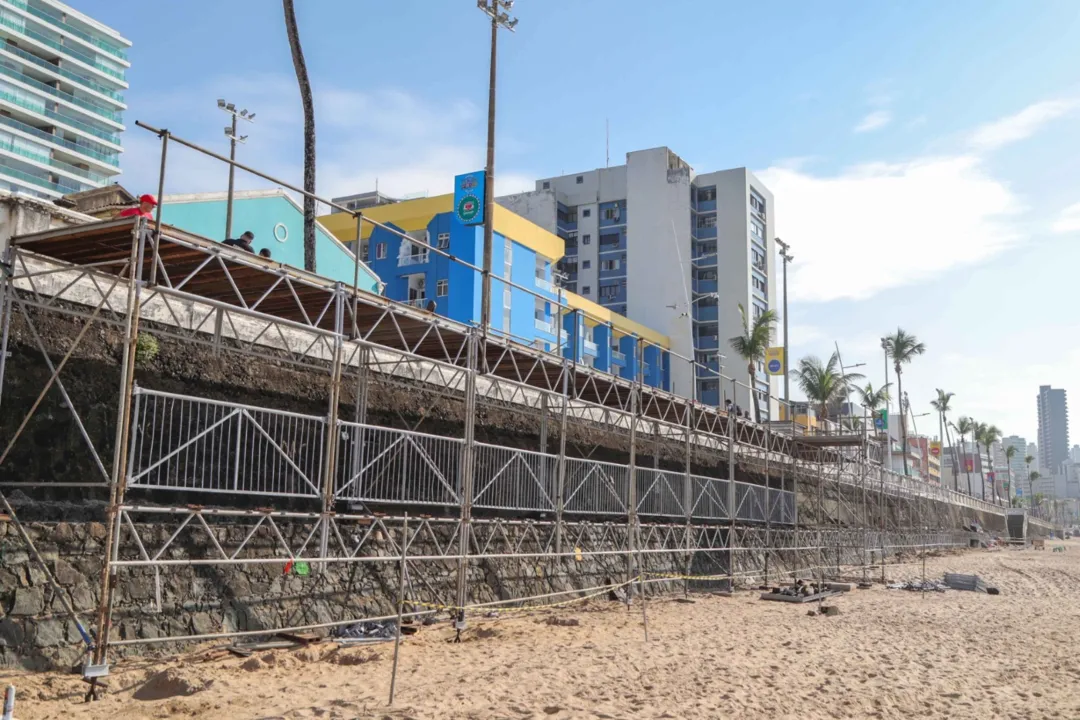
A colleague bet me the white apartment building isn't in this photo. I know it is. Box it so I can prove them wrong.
[499,147,777,415]
[0,0,128,199]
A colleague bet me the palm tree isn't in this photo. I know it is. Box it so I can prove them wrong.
[954,416,976,496]
[283,0,317,272]
[930,389,956,490]
[882,328,926,476]
[1003,444,1017,506]
[854,381,890,434]
[728,304,777,423]
[1029,471,1041,513]
[793,352,864,426]
[980,424,1002,504]
[1025,454,1034,504]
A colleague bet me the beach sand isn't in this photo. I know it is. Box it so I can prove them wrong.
[7,541,1080,720]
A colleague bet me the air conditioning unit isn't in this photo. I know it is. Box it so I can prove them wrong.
[416,277,426,290]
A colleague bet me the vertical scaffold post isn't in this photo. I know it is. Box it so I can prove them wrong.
[625,340,642,602]
[682,400,693,598]
[454,330,479,634]
[727,378,736,589]
[350,343,370,492]
[0,248,12,415]
[764,420,771,585]
[320,284,346,562]
[92,218,148,677]
[554,367,569,556]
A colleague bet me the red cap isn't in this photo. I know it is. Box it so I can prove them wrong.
[140,193,158,206]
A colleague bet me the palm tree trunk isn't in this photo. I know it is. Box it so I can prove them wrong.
[1006,466,1013,506]
[896,368,909,476]
[283,0,317,272]
[977,443,986,501]
[943,420,960,492]
[963,432,973,496]
[748,362,760,423]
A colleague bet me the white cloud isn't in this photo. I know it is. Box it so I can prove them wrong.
[121,75,535,205]
[1052,202,1080,234]
[967,98,1078,151]
[759,155,1021,302]
[854,110,892,133]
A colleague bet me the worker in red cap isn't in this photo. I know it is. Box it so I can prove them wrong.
[114,193,158,220]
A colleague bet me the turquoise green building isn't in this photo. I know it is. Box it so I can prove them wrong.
[159,189,381,293]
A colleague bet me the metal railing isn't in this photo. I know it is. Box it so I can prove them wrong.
[534,276,553,293]
[563,457,629,516]
[473,443,557,512]
[127,388,326,498]
[0,158,78,194]
[0,86,120,145]
[335,421,463,507]
[534,317,553,334]
[397,252,428,267]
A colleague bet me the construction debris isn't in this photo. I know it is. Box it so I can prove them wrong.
[887,579,949,592]
[760,579,844,604]
[943,573,999,594]
[332,620,397,641]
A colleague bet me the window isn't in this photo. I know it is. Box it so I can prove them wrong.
[600,232,620,247]
[542,181,550,190]
[436,232,450,249]
[567,230,578,242]
[601,259,621,271]
[437,279,448,297]
[751,220,765,239]
[360,241,369,259]
[376,243,387,260]
[582,260,591,269]
[582,208,591,218]
[698,269,717,280]
[600,284,619,299]
[697,187,716,202]
[582,285,591,294]
[604,207,619,220]
[582,234,591,245]
[576,175,584,184]
[697,214,717,229]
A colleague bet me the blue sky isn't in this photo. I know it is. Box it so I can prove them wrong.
[82,0,1080,445]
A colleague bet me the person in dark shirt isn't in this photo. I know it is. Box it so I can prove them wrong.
[222,231,255,253]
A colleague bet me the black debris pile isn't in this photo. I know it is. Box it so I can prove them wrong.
[887,579,949,592]
[769,579,829,598]
[332,620,397,640]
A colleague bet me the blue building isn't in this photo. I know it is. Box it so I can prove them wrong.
[159,189,381,293]
[319,193,671,391]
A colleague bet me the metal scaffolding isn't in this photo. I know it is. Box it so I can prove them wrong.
[0,125,1008,681]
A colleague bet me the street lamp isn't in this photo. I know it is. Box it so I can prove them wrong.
[218,99,255,240]
[477,0,517,336]
[776,238,793,413]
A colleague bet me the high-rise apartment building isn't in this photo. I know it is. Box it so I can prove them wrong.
[1001,435,1028,494]
[499,147,776,415]
[0,0,127,199]
[1037,385,1069,474]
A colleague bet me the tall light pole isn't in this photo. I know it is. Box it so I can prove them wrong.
[218,99,255,240]
[477,0,517,335]
[776,238,793,414]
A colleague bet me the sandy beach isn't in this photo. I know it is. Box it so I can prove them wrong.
[6,541,1080,720]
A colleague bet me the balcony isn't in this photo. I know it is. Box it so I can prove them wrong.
[0,6,124,81]
[0,134,108,183]
[534,317,553,335]
[0,113,118,166]
[0,41,123,102]
[0,61,122,123]
[405,297,428,309]
[14,1,128,61]
[0,159,79,194]
[583,338,598,356]
[534,276,553,293]
[611,350,626,364]
[693,304,719,322]
[752,259,768,275]
[0,86,121,146]
[398,251,429,267]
